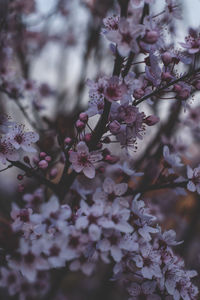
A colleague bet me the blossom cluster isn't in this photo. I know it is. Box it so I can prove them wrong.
[0,0,200,299]
[0,180,198,300]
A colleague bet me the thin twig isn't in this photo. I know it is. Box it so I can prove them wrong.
[133,67,200,106]
[0,164,13,172]
[8,160,58,195]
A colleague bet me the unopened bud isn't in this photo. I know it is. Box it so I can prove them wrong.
[38,160,48,169]
[64,137,72,145]
[75,120,85,131]
[40,152,46,158]
[104,154,119,164]
[144,30,158,44]
[84,133,92,143]
[79,112,88,123]
[45,156,52,162]
[144,115,160,126]
[161,52,172,65]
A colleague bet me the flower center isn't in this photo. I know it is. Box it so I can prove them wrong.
[14,134,23,144]
[79,153,89,164]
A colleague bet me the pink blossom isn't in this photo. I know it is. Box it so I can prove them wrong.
[105,18,144,57]
[180,28,200,54]
[103,76,127,102]
[6,124,39,152]
[69,141,102,178]
[187,165,200,194]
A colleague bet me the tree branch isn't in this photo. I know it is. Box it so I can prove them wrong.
[9,160,58,195]
[133,67,200,106]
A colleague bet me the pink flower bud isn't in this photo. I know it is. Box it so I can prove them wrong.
[38,160,48,169]
[45,156,52,162]
[102,148,110,157]
[79,112,88,123]
[104,154,119,164]
[161,52,172,65]
[84,133,92,143]
[173,84,182,93]
[133,88,145,99]
[64,137,72,145]
[32,156,39,164]
[40,152,47,158]
[75,120,85,131]
[144,115,160,126]
[109,120,121,134]
[144,30,158,44]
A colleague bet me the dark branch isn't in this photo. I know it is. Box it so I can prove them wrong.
[133,67,200,106]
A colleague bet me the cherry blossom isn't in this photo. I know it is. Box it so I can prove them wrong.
[187,165,200,194]
[69,141,102,178]
[6,124,39,152]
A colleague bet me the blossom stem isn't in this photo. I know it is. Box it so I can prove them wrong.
[131,180,188,195]
[0,87,40,132]
[57,1,130,199]
[8,160,58,195]
[133,67,200,106]
[0,165,13,172]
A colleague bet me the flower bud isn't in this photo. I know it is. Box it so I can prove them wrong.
[102,148,110,157]
[161,52,173,65]
[133,88,145,99]
[64,137,72,145]
[104,154,119,164]
[75,120,85,131]
[38,160,48,169]
[40,152,47,158]
[45,156,52,162]
[79,112,88,123]
[144,30,158,44]
[144,115,160,126]
[84,133,92,143]
[173,84,181,93]
[32,156,39,164]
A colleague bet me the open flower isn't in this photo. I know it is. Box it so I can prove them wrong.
[187,165,200,194]
[69,141,102,179]
[7,124,39,152]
